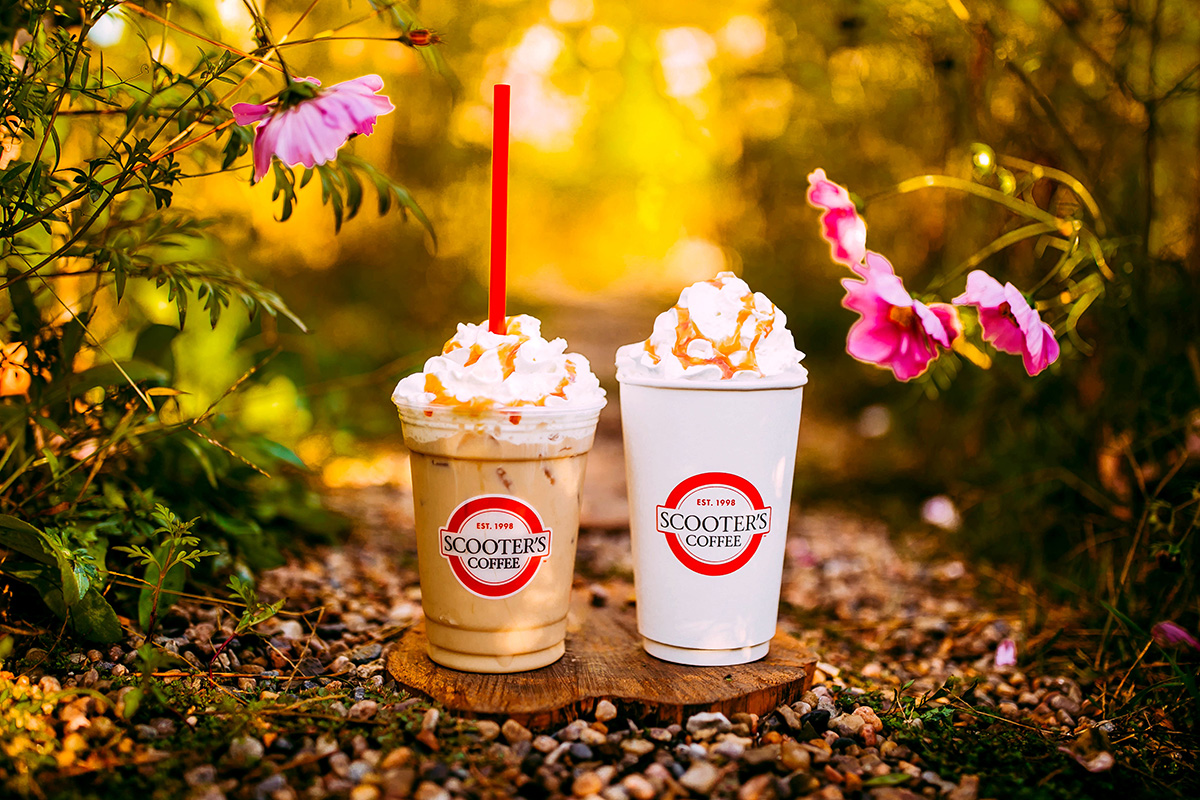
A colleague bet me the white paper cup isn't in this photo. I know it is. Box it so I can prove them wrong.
[617,373,806,666]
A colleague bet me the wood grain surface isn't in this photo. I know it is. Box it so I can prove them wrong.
[386,585,816,728]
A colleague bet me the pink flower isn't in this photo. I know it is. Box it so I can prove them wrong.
[807,169,867,270]
[232,75,394,183]
[842,253,961,381]
[952,270,1060,376]
[995,638,1017,667]
[1151,621,1200,651]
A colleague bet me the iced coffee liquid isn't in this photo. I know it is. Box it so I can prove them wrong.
[410,452,587,672]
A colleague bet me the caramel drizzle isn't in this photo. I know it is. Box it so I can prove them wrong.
[643,292,775,378]
[423,318,581,409]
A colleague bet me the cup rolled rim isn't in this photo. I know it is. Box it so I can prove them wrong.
[615,372,808,390]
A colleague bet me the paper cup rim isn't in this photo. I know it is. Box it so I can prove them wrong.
[615,372,808,390]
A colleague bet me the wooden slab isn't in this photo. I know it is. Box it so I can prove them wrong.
[387,585,816,729]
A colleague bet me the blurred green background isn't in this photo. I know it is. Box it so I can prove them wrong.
[73,0,1199,619]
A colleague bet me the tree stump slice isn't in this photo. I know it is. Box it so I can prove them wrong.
[386,585,817,729]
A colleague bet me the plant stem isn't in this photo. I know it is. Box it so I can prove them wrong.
[871,174,1071,231]
[0,66,239,292]
[122,3,282,72]
[143,538,177,645]
[8,19,94,230]
[1142,0,1162,259]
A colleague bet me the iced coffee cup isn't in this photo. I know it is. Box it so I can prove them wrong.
[392,315,605,673]
[615,272,807,666]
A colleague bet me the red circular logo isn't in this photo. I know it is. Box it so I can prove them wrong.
[656,472,772,576]
[439,495,552,598]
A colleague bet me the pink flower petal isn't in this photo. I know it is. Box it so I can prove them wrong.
[1152,621,1200,650]
[231,102,272,126]
[232,74,392,184]
[929,303,962,346]
[914,300,952,349]
[863,251,895,276]
[841,260,950,382]
[252,118,280,183]
[1022,322,1059,376]
[977,306,1026,355]
[808,169,867,269]
[995,638,1017,667]
[806,168,855,211]
[952,269,1007,308]
[954,269,1059,375]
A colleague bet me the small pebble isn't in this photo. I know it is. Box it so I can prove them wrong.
[621,774,655,800]
[853,705,883,729]
[621,738,656,756]
[348,700,378,721]
[743,744,780,766]
[801,709,831,733]
[685,712,731,735]
[775,704,803,729]
[738,773,774,800]
[573,771,604,796]
[781,739,811,771]
[579,727,607,746]
[476,720,501,741]
[501,719,532,744]
[711,737,748,760]
[679,761,721,794]
[413,781,450,800]
[186,765,218,787]
[596,699,618,722]
[227,736,264,766]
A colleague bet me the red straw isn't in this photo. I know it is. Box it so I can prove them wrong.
[489,84,511,335]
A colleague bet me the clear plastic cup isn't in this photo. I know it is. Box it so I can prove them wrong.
[617,374,806,666]
[396,401,604,673]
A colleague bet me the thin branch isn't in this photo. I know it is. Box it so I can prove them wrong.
[1002,57,1092,179]
[9,19,94,230]
[122,3,282,73]
[1040,0,1145,106]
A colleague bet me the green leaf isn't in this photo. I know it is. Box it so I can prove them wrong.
[181,436,218,487]
[119,686,143,720]
[133,324,180,374]
[56,545,84,607]
[1,561,69,618]
[1099,600,1147,638]
[59,316,87,370]
[271,161,296,222]
[0,515,56,565]
[70,587,122,642]
[6,267,40,342]
[864,774,912,787]
[252,436,308,471]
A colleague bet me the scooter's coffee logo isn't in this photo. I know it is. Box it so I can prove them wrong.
[657,472,771,576]
[440,495,551,598]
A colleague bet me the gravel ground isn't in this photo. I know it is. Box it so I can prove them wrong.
[4,473,1156,800]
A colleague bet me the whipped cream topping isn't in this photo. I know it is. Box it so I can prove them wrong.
[615,272,807,382]
[392,315,605,410]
